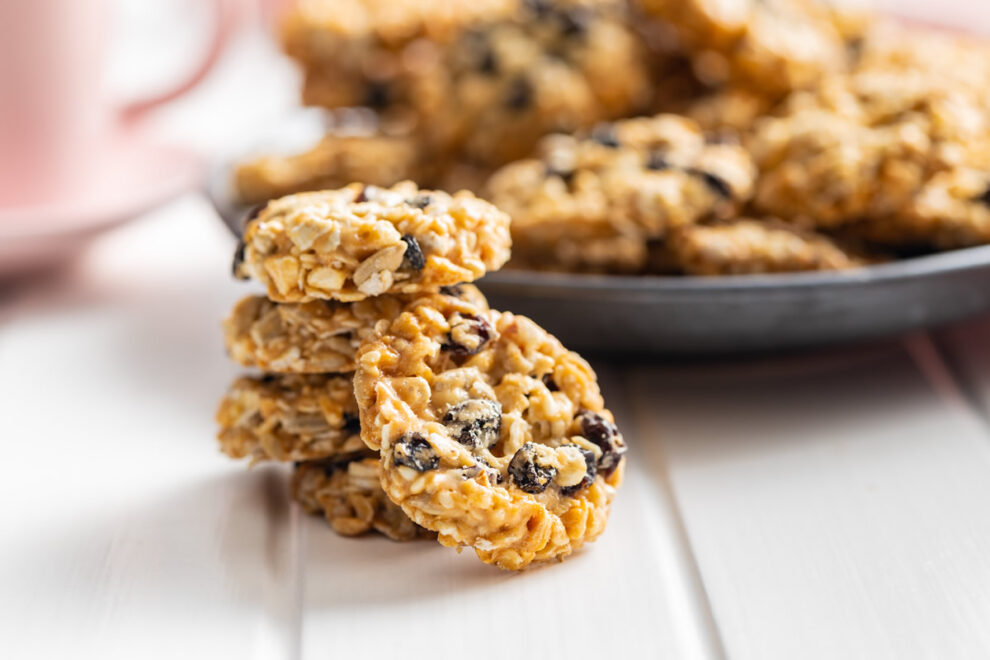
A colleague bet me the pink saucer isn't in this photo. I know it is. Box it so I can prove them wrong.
[0,136,203,277]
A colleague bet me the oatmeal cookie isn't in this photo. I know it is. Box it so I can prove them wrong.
[234,133,425,205]
[637,0,853,95]
[750,67,990,246]
[486,114,755,272]
[293,456,434,541]
[666,218,865,275]
[216,374,364,463]
[223,285,488,374]
[354,295,627,570]
[282,0,514,112]
[233,182,511,302]
[423,0,652,166]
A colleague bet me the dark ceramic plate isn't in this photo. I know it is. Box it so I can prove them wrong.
[207,159,990,356]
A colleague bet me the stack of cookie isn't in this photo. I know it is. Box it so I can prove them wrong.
[216,181,628,569]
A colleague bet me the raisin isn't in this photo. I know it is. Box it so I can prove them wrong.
[687,168,732,198]
[439,284,465,298]
[541,373,559,391]
[577,410,627,475]
[975,184,990,206]
[444,399,502,449]
[505,77,533,111]
[463,457,501,484]
[399,234,426,271]
[355,185,381,204]
[509,443,557,494]
[231,240,248,280]
[443,313,493,356]
[342,413,361,434]
[646,151,671,171]
[409,194,433,209]
[393,433,439,472]
[523,0,553,18]
[478,49,498,74]
[560,445,597,495]
[558,8,590,38]
[545,163,575,185]
[363,81,391,109]
[590,123,620,148]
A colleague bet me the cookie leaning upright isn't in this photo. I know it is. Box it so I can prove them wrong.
[354,293,627,570]
[233,181,512,303]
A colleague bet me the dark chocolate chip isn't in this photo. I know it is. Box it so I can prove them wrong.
[232,240,248,280]
[560,445,597,496]
[342,413,361,434]
[509,443,557,494]
[400,234,426,271]
[504,77,533,111]
[687,168,733,198]
[576,410,627,476]
[443,313,493,356]
[363,81,391,109]
[541,373,559,391]
[393,433,439,472]
[590,123,620,148]
[646,151,671,171]
[443,399,502,449]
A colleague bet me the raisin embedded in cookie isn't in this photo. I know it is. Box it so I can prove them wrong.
[424,0,653,166]
[222,285,488,374]
[234,182,511,302]
[293,455,435,542]
[666,218,866,276]
[354,294,627,570]
[216,374,364,463]
[485,113,755,272]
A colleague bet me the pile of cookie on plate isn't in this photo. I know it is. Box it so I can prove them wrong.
[217,182,628,569]
[233,0,990,276]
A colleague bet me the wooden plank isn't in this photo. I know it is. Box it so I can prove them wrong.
[0,201,299,660]
[627,344,990,660]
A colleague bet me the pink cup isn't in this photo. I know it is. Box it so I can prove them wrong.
[0,0,237,206]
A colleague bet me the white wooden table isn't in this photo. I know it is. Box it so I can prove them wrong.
[2,196,989,660]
